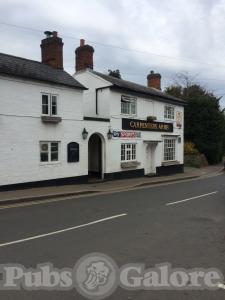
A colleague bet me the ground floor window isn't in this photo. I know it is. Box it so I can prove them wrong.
[164,139,176,161]
[121,143,136,161]
[40,142,60,163]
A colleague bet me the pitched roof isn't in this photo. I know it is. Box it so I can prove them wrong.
[0,53,86,90]
[90,70,185,105]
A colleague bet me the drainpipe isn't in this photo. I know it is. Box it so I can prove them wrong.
[95,88,101,115]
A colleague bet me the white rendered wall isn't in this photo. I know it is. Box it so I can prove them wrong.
[108,90,184,174]
[75,70,112,118]
[0,76,87,186]
[0,70,185,187]
[75,70,184,176]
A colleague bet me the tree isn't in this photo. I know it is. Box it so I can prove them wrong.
[108,69,121,79]
[165,77,225,164]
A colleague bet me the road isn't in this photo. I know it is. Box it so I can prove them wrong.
[0,174,225,299]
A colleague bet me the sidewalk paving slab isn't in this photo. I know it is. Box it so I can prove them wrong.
[0,164,223,206]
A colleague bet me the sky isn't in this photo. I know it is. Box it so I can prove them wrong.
[1,0,225,107]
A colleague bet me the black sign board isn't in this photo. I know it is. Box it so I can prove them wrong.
[122,118,173,133]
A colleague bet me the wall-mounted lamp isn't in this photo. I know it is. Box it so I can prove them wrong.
[82,128,88,140]
[107,129,113,140]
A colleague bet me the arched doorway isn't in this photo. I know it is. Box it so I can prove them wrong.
[88,133,104,179]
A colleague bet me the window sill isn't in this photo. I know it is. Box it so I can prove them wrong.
[162,160,180,166]
[121,114,137,117]
[41,116,62,123]
[40,161,61,166]
[121,161,140,169]
[164,118,174,122]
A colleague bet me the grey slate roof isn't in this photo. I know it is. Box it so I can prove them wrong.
[91,70,186,105]
[0,53,86,90]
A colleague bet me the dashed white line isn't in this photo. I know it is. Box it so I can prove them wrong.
[0,213,127,248]
[166,191,218,206]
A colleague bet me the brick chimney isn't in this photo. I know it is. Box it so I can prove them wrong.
[75,39,94,72]
[40,31,63,69]
[147,70,161,90]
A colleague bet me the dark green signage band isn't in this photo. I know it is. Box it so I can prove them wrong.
[122,118,173,132]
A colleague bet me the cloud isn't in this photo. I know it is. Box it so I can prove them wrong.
[1,0,225,106]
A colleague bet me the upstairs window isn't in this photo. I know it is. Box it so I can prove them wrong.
[164,105,174,120]
[67,142,79,163]
[121,143,136,161]
[40,142,60,163]
[121,95,137,115]
[42,94,58,116]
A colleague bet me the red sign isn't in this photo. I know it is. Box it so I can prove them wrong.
[113,130,141,138]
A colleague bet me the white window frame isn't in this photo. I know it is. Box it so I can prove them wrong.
[40,141,60,164]
[121,95,137,115]
[41,93,58,116]
[121,143,137,162]
[163,138,176,161]
[164,105,175,120]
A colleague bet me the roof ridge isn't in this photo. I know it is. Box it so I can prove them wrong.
[0,52,86,90]
[0,52,47,66]
[90,69,185,104]
[0,52,75,77]
[92,69,161,91]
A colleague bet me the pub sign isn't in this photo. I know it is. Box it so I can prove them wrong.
[122,118,173,133]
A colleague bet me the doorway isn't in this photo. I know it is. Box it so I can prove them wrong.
[145,143,157,175]
[88,133,103,179]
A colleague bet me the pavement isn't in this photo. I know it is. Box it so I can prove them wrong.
[0,169,225,299]
[0,164,223,206]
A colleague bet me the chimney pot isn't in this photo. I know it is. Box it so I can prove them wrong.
[75,40,94,72]
[80,39,85,47]
[52,31,58,37]
[147,70,161,90]
[44,31,52,38]
[41,31,64,69]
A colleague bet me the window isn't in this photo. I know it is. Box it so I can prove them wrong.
[40,142,59,163]
[164,106,174,120]
[51,95,57,115]
[42,95,49,115]
[42,94,58,116]
[121,143,136,161]
[121,95,137,115]
[67,142,79,163]
[164,139,176,161]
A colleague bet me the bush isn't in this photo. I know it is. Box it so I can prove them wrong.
[165,81,225,165]
[184,153,208,168]
[184,142,199,155]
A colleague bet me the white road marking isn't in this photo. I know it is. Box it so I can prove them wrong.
[0,213,127,248]
[166,191,218,206]
[217,283,225,290]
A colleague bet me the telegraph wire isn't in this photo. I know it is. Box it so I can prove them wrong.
[2,21,225,93]
[1,21,225,69]
[64,64,225,84]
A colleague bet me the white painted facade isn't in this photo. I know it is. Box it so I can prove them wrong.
[0,75,87,187]
[75,70,184,177]
[0,67,184,188]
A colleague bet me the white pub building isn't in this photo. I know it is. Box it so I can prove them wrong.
[0,32,185,190]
